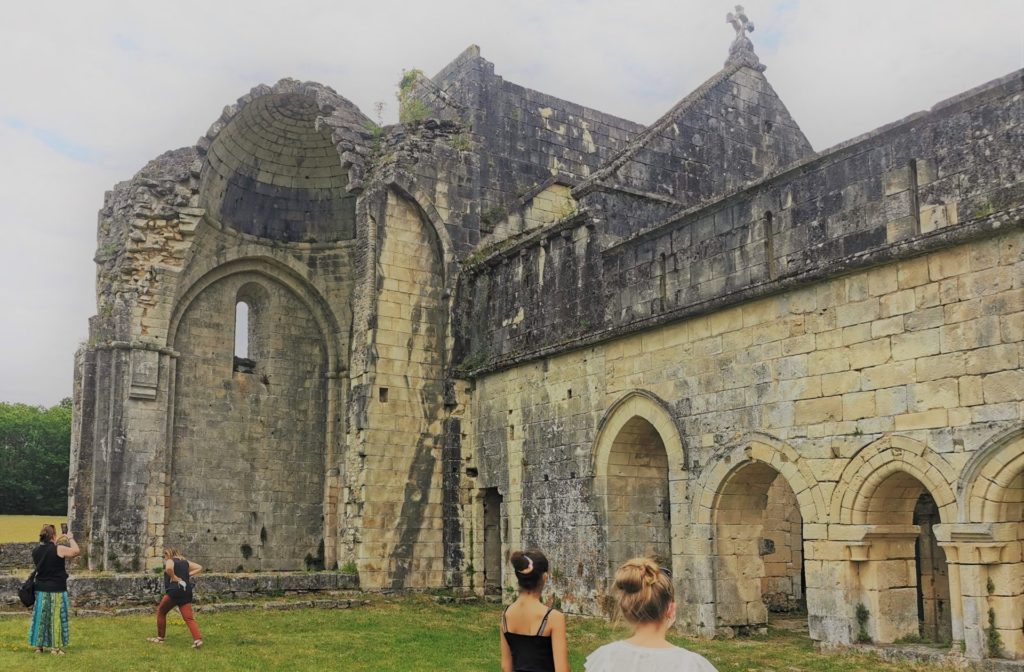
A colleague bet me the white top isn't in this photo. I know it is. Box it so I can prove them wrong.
[585,640,718,672]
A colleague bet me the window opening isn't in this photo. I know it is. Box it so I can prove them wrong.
[233,300,256,373]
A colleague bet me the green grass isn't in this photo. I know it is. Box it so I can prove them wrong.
[0,516,67,544]
[0,596,954,671]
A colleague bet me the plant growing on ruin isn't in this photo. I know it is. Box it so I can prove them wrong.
[855,603,872,643]
[480,205,508,227]
[340,560,358,574]
[458,349,489,372]
[450,134,472,151]
[397,69,430,124]
[986,607,1003,658]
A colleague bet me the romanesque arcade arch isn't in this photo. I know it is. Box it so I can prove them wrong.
[955,426,1024,658]
[831,436,958,644]
[690,435,824,633]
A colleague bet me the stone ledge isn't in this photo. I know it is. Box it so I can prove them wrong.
[862,643,1024,670]
[0,571,359,608]
[0,543,36,572]
[0,597,369,619]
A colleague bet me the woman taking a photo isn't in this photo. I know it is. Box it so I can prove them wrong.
[585,557,717,672]
[29,524,79,655]
[147,546,204,648]
[499,549,569,672]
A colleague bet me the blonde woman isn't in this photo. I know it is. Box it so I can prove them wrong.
[585,558,717,671]
[28,524,79,654]
[147,547,203,648]
[499,549,570,672]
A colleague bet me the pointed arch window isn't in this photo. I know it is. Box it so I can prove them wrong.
[233,282,268,374]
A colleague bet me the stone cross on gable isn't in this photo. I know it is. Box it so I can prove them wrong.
[724,4,763,69]
[726,5,754,39]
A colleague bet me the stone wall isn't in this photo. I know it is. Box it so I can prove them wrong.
[0,571,358,609]
[416,45,644,218]
[0,544,36,572]
[169,270,328,571]
[344,190,451,589]
[455,70,1023,372]
[463,223,1023,652]
[761,476,803,612]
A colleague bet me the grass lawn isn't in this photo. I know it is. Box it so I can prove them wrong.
[0,595,955,671]
[0,516,68,544]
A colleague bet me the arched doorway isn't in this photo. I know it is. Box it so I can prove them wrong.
[605,416,671,573]
[859,471,953,644]
[713,462,805,630]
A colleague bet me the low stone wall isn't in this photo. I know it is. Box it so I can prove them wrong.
[0,543,36,572]
[0,571,359,608]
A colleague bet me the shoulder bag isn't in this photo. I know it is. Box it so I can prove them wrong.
[18,549,44,608]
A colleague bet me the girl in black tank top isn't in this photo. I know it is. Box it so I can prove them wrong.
[148,547,204,648]
[499,550,570,672]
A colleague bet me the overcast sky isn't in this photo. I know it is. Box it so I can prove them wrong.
[1,1,1021,406]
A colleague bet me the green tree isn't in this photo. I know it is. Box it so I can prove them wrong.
[0,399,72,514]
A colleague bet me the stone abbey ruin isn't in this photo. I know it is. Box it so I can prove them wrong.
[69,14,1023,660]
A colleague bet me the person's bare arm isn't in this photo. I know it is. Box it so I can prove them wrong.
[56,533,80,559]
[549,611,570,672]
[499,615,513,672]
[187,560,203,577]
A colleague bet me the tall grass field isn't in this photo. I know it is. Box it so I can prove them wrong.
[0,515,68,544]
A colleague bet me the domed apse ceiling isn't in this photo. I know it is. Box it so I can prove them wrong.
[199,93,356,242]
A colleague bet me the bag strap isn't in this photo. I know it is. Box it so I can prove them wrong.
[28,546,44,578]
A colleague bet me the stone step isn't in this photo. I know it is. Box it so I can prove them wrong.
[0,597,369,618]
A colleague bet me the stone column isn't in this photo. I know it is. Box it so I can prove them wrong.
[803,526,853,646]
[936,522,1021,660]
[69,342,175,572]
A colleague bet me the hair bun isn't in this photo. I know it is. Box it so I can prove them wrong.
[613,557,675,625]
[509,549,549,591]
[613,559,654,594]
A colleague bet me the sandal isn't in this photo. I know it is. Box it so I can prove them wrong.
[50,648,65,655]
[147,637,165,644]
[192,639,203,650]
[34,647,44,654]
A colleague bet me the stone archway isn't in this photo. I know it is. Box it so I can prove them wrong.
[604,416,672,572]
[684,435,826,639]
[854,468,954,644]
[956,427,1024,659]
[712,461,806,630]
[593,391,686,589]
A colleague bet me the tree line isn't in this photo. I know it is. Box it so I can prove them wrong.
[0,398,72,514]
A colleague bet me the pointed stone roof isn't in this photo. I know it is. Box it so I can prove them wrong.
[574,16,812,207]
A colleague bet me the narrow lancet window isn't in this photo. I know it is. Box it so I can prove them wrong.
[233,300,255,373]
